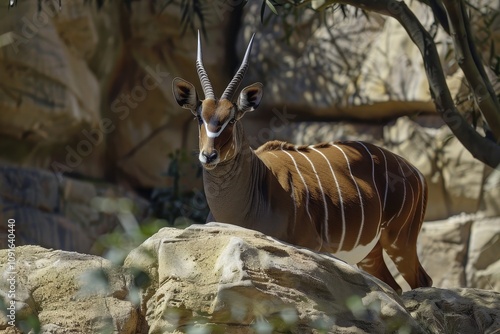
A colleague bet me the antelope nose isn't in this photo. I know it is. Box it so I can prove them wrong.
[202,151,218,164]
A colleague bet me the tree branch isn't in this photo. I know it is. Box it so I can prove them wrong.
[313,0,500,168]
[441,0,500,142]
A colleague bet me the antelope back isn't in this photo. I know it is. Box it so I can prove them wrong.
[256,140,426,256]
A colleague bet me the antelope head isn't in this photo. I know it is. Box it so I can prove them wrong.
[172,32,263,170]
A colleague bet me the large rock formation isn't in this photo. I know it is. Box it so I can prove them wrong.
[404,288,500,333]
[0,0,235,189]
[466,216,500,291]
[2,224,500,333]
[0,246,141,333]
[0,1,101,142]
[0,165,150,253]
[124,223,424,333]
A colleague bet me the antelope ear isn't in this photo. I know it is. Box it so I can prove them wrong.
[172,77,199,114]
[236,82,263,118]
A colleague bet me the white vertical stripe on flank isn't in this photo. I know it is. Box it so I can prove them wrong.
[294,147,330,242]
[394,158,407,221]
[356,142,383,232]
[264,150,298,235]
[377,147,389,211]
[402,159,426,225]
[385,214,397,228]
[395,179,415,245]
[280,144,313,224]
[331,144,365,248]
[305,147,330,243]
[399,159,422,244]
[417,169,426,223]
[289,177,298,234]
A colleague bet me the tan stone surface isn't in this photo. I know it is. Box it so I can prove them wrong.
[1,226,499,333]
[239,3,388,115]
[386,116,499,220]
[237,1,481,120]
[417,216,473,289]
[106,1,235,189]
[0,246,139,333]
[125,223,425,333]
[0,165,150,253]
[387,214,500,293]
[481,167,500,217]
[384,116,484,220]
[357,2,464,106]
[0,0,100,142]
[402,288,500,334]
[466,216,500,291]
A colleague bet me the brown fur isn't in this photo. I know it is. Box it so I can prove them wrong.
[255,140,432,293]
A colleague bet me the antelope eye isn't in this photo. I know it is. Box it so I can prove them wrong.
[195,115,203,124]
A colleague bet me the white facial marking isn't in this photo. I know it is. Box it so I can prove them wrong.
[203,109,235,138]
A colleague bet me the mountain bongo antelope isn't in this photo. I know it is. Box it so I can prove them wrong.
[172,32,432,293]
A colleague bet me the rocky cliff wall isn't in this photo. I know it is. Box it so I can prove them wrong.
[0,5,499,332]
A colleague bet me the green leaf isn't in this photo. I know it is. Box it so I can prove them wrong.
[266,0,279,15]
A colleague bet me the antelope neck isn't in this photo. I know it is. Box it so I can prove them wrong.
[202,126,269,222]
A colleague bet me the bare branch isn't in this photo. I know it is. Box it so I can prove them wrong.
[442,0,500,142]
[310,0,500,168]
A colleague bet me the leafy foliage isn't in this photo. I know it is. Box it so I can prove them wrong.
[158,0,211,37]
[92,150,208,263]
[150,149,209,226]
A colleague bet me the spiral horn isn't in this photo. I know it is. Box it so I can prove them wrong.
[221,33,256,101]
[196,30,215,100]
